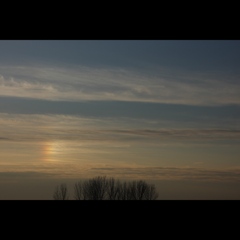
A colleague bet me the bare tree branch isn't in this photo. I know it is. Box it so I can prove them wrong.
[74,181,83,200]
[53,183,69,200]
[144,184,159,200]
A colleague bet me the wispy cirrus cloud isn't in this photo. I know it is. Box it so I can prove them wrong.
[0,113,239,144]
[0,65,240,106]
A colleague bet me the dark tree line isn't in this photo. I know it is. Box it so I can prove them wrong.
[53,176,159,200]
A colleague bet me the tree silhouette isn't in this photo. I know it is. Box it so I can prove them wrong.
[74,181,83,200]
[117,181,130,200]
[53,176,159,200]
[82,176,108,200]
[143,182,159,200]
[106,177,122,200]
[53,183,69,200]
[115,180,159,200]
[70,176,159,200]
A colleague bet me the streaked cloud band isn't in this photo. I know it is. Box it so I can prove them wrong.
[0,113,239,143]
[0,65,240,106]
[1,166,240,182]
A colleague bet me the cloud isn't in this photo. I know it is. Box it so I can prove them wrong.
[0,171,57,180]
[1,166,240,183]
[87,166,240,182]
[0,65,240,106]
[0,113,239,144]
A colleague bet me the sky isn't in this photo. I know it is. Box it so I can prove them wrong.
[0,40,240,199]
